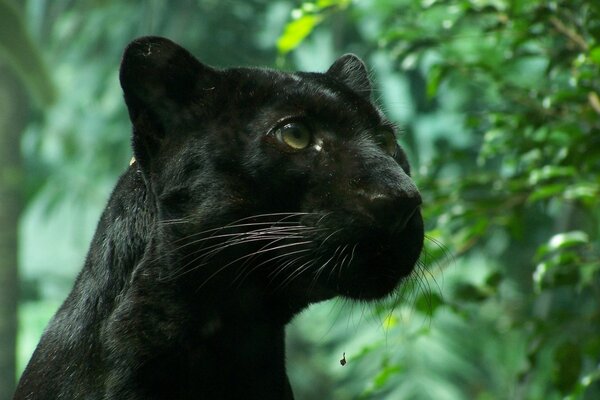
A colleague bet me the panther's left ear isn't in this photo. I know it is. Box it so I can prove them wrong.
[119,36,219,170]
[326,54,372,100]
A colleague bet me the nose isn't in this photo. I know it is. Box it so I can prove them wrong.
[361,191,422,232]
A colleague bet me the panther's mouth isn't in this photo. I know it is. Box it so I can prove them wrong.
[302,210,425,300]
[213,211,422,302]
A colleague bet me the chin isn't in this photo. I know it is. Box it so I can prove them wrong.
[315,238,424,301]
[305,209,425,301]
[334,255,418,300]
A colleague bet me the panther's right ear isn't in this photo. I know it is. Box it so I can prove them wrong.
[326,54,371,100]
[120,36,218,169]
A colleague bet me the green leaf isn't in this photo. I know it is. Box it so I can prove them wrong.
[528,183,567,203]
[548,231,589,251]
[552,342,582,394]
[277,14,324,54]
[371,364,402,390]
[528,166,577,185]
[454,282,489,302]
[589,46,600,65]
[533,261,549,290]
[426,64,445,98]
[415,291,444,317]
[580,262,600,288]
[564,182,599,202]
[316,0,351,9]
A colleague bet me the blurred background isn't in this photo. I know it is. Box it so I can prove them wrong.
[1,0,599,399]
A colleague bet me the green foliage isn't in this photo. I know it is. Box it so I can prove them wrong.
[12,0,600,398]
[281,0,600,398]
[0,0,55,105]
[277,0,350,54]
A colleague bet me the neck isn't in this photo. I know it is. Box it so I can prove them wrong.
[77,167,155,310]
[108,267,294,399]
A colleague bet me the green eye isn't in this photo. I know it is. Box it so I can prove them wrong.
[275,122,311,150]
[374,130,397,156]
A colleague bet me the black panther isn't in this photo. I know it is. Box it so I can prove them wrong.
[14,36,424,399]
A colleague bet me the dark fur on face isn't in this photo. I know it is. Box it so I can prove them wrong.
[15,37,423,400]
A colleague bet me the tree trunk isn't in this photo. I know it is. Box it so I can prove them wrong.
[0,63,29,400]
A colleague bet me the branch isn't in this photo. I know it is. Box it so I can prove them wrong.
[549,16,588,51]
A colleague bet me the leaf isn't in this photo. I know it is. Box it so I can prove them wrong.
[415,291,444,317]
[527,183,567,203]
[532,261,549,290]
[382,314,398,329]
[552,342,582,395]
[316,0,351,9]
[564,182,599,202]
[590,46,600,65]
[371,364,402,390]
[548,231,589,251]
[426,64,446,98]
[580,261,600,288]
[528,166,577,185]
[454,282,489,302]
[277,14,324,54]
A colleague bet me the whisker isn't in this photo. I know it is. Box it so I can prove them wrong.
[157,217,191,226]
[146,222,312,266]
[173,226,314,256]
[277,258,315,290]
[235,247,312,286]
[195,240,313,290]
[157,211,327,284]
[267,254,310,284]
[329,245,348,283]
[165,211,314,229]
[307,226,341,293]
[318,228,343,249]
[164,235,297,281]
[170,225,323,266]
[169,221,310,248]
[337,244,355,281]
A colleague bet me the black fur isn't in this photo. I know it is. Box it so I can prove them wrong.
[14,36,424,399]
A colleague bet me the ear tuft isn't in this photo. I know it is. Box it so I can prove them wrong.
[326,54,372,100]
